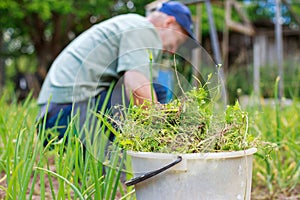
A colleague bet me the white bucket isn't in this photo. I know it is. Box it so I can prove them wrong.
[128,148,257,200]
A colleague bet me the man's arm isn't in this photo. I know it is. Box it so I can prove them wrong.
[124,70,158,105]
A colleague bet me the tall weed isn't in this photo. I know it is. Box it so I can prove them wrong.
[249,79,300,198]
[0,92,132,199]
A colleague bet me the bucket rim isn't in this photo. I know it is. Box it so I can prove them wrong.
[127,148,257,160]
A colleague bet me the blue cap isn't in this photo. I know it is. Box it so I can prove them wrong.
[159,1,195,39]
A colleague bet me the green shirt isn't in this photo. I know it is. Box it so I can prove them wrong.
[38,14,162,104]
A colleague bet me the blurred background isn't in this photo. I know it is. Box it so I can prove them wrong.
[0,1,300,199]
[0,0,299,103]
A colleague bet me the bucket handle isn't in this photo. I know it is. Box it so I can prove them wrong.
[125,156,182,186]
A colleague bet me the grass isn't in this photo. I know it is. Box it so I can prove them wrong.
[0,90,134,200]
[246,79,300,199]
[249,101,300,198]
[0,86,299,199]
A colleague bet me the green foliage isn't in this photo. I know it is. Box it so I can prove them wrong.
[115,85,257,153]
[244,0,300,25]
[0,92,132,199]
[249,102,300,198]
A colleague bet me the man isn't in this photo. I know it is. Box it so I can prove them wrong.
[37,1,195,142]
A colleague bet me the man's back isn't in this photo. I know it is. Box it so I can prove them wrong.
[38,14,162,104]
